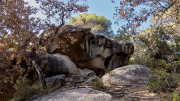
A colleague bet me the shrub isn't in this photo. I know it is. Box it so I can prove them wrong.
[147,67,179,93]
[13,75,49,101]
[161,93,180,101]
[89,76,106,90]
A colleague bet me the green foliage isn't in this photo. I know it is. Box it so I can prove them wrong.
[168,93,180,101]
[112,25,132,41]
[13,76,49,101]
[112,33,131,41]
[161,93,180,101]
[147,67,179,93]
[135,25,180,62]
[129,42,180,72]
[69,13,114,37]
[129,23,180,73]
[129,50,180,93]
[130,49,180,93]
[129,55,152,66]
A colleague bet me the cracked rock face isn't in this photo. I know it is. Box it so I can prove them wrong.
[40,25,134,75]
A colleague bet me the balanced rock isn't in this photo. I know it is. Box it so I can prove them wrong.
[40,25,134,75]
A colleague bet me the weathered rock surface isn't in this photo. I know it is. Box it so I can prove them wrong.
[101,65,151,86]
[70,75,85,83]
[84,76,98,86]
[76,55,105,75]
[32,88,112,101]
[44,53,79,77]
[79,68,96,79]
[63,68,97,87]
[40,25,134,75]
[45,74,65,90]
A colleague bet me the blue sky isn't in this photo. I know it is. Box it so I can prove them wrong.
[26,0,150,34]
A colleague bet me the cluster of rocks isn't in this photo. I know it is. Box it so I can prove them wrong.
[26,65,159,101]
[40,25,134,76]
[24,25,160,101]
[8,25,162,101]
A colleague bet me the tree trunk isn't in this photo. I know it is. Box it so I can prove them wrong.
[31,48,47,89]
[32,59,47,89]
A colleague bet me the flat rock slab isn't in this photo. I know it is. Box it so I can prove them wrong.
[101,65,151,86]
[32,88,112,101]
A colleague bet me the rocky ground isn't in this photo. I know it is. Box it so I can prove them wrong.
[25,82,161,101]
[24,65,164,101]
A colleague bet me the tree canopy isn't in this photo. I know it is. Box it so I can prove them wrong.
[111,0,180,61]
[69,13,114,37]
[112,0,180,34]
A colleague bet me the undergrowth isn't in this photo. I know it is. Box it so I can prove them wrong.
[161,93,180,101]
[13,75,50,101]
[89,76,106,90]
[147,67,179,93]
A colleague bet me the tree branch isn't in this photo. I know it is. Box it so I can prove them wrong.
[54,13,65,35]
[160,2,176,13]
[39,8,75,44]
[54,8,74,35]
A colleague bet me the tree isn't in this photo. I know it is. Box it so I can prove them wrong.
[0,0,88,100]
[112,25,132,41]
[69,13,114,37]
[112,0,180,34]
[111,0,180,61]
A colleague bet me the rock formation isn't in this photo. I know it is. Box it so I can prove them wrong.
[40,25,134,75]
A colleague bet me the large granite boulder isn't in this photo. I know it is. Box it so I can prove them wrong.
[40,25,134,75]
[32,88,112,101]
[101,65,151,86]
[43,53,79,77]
